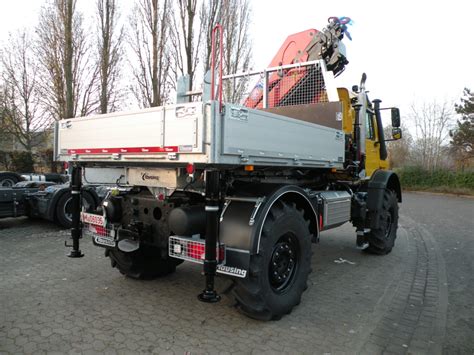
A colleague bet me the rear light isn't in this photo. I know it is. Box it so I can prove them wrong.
[93,225,108,236]
[169,236,225,264]
[187,241,205,260]
[84,223,109,237]
[186,163,195,174]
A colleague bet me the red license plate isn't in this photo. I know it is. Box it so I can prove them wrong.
[81,212,105,226]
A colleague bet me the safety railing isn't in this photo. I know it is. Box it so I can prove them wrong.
[221,60,331,109]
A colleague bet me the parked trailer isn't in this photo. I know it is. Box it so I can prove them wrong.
[0,180,101,229]
[56,19,402,320]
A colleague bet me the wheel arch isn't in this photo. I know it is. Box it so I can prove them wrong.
[219,185,318,256]
[254,187,319,253]
[367,169,402,203]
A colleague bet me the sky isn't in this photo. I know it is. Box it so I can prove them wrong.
[0,0,473,123]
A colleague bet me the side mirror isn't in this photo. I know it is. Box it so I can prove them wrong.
[392,127,402,140]
[391,108,401,128]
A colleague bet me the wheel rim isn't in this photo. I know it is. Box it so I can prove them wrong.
[269,233,298,293]
[1,178,15,187]
[64,197,91,222]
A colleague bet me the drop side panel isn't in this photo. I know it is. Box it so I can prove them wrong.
[219,104,345,168]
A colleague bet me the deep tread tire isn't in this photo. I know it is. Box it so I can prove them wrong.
[108,246,180,280]
[55,191,96,229]
[232,201,313,320]
[365,189,398,255]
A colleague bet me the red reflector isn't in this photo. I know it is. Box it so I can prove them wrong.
[187,241,205,260]
[185,240,225,262]
[319,214,323,230]
[218,246,225,261]
[94,225,107,236]
[186,163,195,174]
[63,162,69,170]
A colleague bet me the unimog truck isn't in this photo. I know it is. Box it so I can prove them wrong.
[55,18,402,320]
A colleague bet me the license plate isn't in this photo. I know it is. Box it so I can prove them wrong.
[81,212,105,226]
[86,223,116,248]
[94,235,116,247]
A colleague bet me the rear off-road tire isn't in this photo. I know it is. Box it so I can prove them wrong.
[232,201,313,320]
[107,245,181,280]
[365,189,398,255]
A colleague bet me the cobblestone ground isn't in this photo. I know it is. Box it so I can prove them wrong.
[0,200,452,354]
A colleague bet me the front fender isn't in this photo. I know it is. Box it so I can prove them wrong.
[366,169,402,229]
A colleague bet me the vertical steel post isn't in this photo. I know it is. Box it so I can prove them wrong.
[198,169,221,303]
[210,24,223,113]
[68,165,84,258]
[263,70,268,108]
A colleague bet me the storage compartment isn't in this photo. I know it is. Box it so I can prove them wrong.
[319,191,351,230]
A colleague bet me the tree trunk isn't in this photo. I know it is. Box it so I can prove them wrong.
[151,0,159,107]
[65,0,74,119]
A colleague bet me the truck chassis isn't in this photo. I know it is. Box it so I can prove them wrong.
[56,21,402,320]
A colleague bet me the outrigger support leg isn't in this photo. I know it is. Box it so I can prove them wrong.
[67,164,84,258]
[198,169,221,303]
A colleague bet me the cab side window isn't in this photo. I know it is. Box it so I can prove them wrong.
[365,111,375,140]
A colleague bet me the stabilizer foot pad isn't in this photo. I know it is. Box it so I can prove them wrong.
[67,250,84,258]
[198,290,221,303]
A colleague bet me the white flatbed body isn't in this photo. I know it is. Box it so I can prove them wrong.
[55,100,345,169]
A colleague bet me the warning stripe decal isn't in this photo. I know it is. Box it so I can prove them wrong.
[67,146,179,155]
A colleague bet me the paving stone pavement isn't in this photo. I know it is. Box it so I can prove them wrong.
[0,212,448,354]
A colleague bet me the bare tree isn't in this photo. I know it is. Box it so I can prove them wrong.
[220,0,252,103]
[169,0,205,91]
[1,31,48,154]
[200,0,220,74]
[409,100,453,170]
[201,0,252,74]
[384,124,413,168]
[96,0,124,114]
[167,0,252,99]
[36,0,98,120]
[221,1,252,73]
[128,0,170,108]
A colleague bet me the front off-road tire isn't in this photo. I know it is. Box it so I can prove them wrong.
[232,201,312,320]
[366,189,398,255]
[107,245,181,280]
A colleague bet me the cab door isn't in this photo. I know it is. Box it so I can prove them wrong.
[364,110,380,177]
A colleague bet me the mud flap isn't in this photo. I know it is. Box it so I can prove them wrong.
[216,248,250,278]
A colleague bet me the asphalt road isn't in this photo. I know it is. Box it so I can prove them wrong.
[401,192,474,354]
[0,192,473,354]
